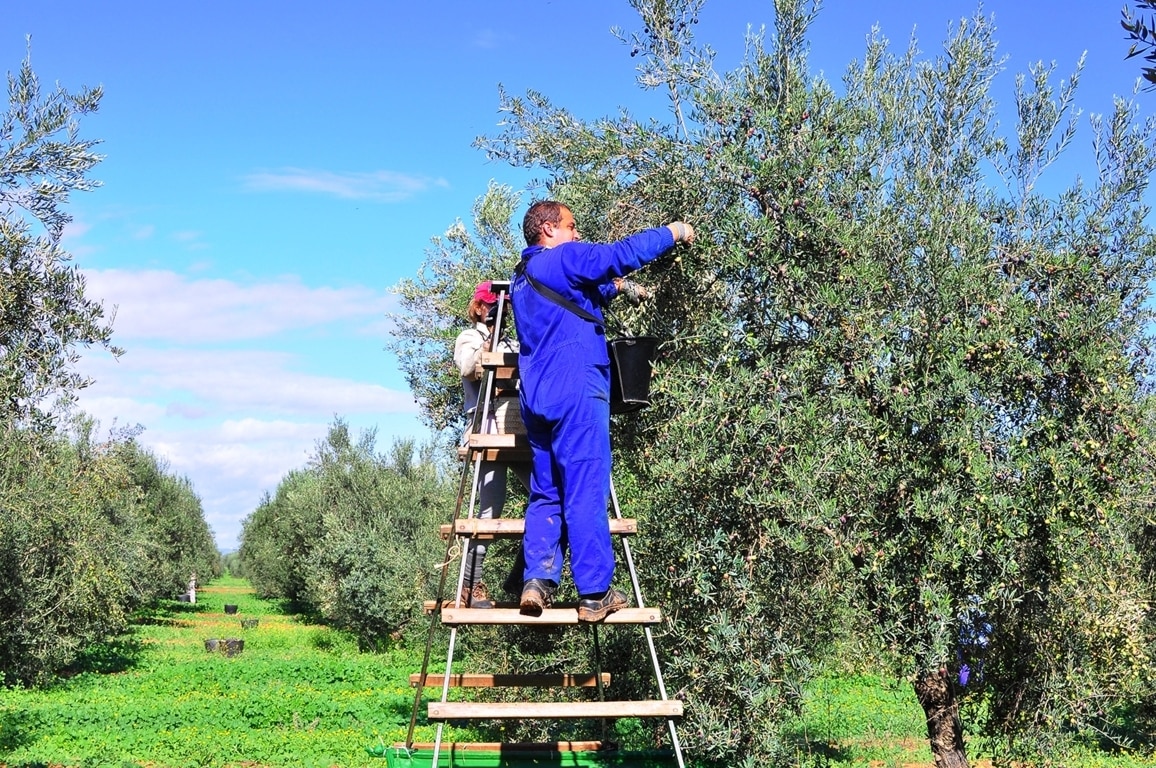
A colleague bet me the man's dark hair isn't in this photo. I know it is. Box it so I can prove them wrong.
[523,200,566,246]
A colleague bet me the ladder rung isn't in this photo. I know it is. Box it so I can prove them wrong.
[486,368,519,381]
[396,741,609,753]
[468,433,525,449]
[428,700,683,720]
[409,673,610,688]
[480,351,518,369]
[440,607,662,626]
[458,433,529,462]
[458,446,532,462]
[440,518,638,539]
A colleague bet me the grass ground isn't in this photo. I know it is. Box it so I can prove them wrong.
[1,576,1153,767]
[0,577,462,768]
[786,672,1156,768]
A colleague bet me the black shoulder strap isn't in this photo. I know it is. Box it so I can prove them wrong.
[515,259,603,328]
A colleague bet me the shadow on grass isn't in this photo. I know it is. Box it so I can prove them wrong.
[277,597,325,625]
[55,598,204,680]
[1094,701,1156,755]
[57,635,145,678]
[0,708,40,755]
[130,599,205,628]
[165,600,207,614]
[782,731,854,764]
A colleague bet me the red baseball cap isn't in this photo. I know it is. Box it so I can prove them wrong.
[473,281,499,304]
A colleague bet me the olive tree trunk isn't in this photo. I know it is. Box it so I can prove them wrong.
[913,669,969,768]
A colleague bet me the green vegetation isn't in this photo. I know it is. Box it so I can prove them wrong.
[2,50,219,689]
[4,577,1154,767]
[0,420,221,687]
[0,48,118,430]
[383,1,1156,765]
[239,422,454,650]
[0,577,435,768]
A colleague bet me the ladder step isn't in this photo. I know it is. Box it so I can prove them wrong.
[484,367,519,382]
[439,607,662,625]
[480,351,518,370]
[409,673,610,688]
[467,433,525,449]
[478,356,519,384]
[428,700,683,720]
[458,446,532,462]
[395,741,609,753]
[457,432,530,462]
[440,518,638,539]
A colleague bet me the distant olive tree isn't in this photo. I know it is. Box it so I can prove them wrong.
[112,440,222,598]
[1,48,119,429]
[239,470,320,604]
[239,421,453,648]
[0,423,148,685]
[0,417,227,686]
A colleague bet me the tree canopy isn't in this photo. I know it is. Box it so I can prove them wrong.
[1,51,220,688]
[1124,1,1156,90]
[388,1,1156,765]
[1,48,118,429]
[239,422,453,649]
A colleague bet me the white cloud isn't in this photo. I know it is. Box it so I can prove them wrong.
[241,167,450,202]
[139,412,425,550]
[70,265,428,550]
[75,355,424,549]
[147,420,329,548]
[61,218,99,257]
[82,346,415,416]
[172,230,208,250]
[62,219,92,240]
[472,29,504,49]
[82,268,398,343]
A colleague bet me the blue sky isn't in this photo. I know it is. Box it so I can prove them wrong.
[4,1,1149,550]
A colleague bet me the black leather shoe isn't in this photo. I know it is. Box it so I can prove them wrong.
[519,578,555,614]
[577,588,628,622]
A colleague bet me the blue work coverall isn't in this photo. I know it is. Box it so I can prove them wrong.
[510,226,676,595]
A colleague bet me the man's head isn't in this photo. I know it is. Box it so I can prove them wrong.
[523,200,580,247]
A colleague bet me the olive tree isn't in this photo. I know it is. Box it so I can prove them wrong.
[113,440,221,599]
[1,49,119,429]
[1124,1,1156,90]
[239,421,453,648]
[460,1,1156,765]
[0,428,132,685]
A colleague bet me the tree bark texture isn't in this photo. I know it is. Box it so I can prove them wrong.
[912,669,969,768]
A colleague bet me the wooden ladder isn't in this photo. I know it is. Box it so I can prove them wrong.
[399,280,685,767]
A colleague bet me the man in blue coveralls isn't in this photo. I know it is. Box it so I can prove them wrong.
[511,200,695,621]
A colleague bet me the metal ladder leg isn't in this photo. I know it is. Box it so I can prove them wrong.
[405,441,486,749]
[610,477,686,768]
[408,306,505,754]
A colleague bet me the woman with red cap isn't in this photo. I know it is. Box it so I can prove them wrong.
[451,280,531,608]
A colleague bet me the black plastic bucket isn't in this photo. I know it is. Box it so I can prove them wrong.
[608,336,659,414]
